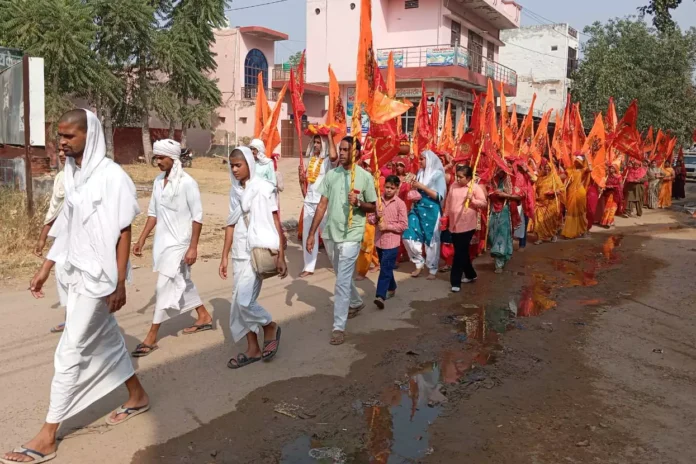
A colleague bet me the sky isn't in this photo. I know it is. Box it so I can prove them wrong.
[225,0,696,63]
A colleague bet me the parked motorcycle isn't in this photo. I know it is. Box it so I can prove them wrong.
[150,148,193,168]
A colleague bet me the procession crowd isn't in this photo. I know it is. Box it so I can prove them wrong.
[1,96,687,463]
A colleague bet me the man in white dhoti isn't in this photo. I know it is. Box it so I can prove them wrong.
[298,133,338,277]
[1,110,149,464]
[130,139,213,357]
[219,147,287,369]
[34,151,68,334]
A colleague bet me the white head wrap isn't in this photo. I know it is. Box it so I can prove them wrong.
[305,135,328,159]
[227,146,258,226]
[417,150,447,204]
[153,138,184,207]
[63,109,107,209]
[249,138,272,165]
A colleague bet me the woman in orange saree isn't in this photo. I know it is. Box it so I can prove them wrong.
[599,165,623,228]
[533,159,564,244]
[658,160,675,208]
[561,156,591,239]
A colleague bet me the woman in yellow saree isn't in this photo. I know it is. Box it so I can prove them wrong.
[534,159,564,244]
[561,156,591,239]
[658,160,675,209]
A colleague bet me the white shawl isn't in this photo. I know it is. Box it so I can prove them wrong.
[417,150,447,204]
[48,109,140,293]
[227,147,279,251]
[249,138,272,165]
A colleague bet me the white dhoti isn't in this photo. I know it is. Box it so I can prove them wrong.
[302,201,327,273]
[47,285,134,423]
[153,261,203,324]
[229,258,272,343]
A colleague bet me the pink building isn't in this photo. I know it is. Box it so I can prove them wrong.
[174,25,326,155]
[306,0,520,136]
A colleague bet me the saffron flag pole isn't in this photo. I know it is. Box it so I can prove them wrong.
[289,51,307,187]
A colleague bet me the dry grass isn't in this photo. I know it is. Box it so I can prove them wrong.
[122,157,231,195]
[0,189,49,282]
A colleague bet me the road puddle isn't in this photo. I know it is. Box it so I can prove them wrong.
[515,236,623,317]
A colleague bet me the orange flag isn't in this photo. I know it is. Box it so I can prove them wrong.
[650,129,663,161]
[514,93,536,158]
[665,136,677,164]
[642,127,654,159]
[355,0,410,124]
[530,109,552,165]
[439,101,455,153]
[386,51,396,99]
[510,104,519,134]
[499,82,514,158]
[611,100,641,160]
[431,95,440,145]
[414,81,433,155]
[260,83,287,154]
[571,103,586,155]
[551,110,571,168]
[606,97,618,134]
[582,113,606,187]
[253,72,270,138]
[483,79,499,150]
[455,108,466,142]
[327,65,347,145]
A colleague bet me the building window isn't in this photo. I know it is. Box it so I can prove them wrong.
[567,46,578,78]
[451,20,461,47]
[244,49,268,93]
[549,89,557,95]
[551,45,558,51]
[401,103,418,135]
[486,41,495,61]
[405,0,418,9]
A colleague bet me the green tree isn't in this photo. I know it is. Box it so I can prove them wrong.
[162,0,227,148]
[288,51,304,68]
[572,18,696,146]
[639,0,684,32]
[0,0,102,135]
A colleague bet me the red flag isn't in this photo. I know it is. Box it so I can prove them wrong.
[415,80,433,154]
[469,91,482,138]
[430,95,440,146]
[610,100,641,160]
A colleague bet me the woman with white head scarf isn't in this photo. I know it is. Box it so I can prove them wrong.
[249,138,277,186]
[129,139,213,358]
[402,150,447,279]
[3,109,149,464]
[219,147,288,369]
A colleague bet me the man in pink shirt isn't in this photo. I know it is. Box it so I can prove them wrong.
[444,165,488,292]
[372,175,409,309]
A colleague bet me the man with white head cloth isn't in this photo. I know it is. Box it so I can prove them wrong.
[131,139,213,357]
[298,132,338,277]
[2,109,149,464]
[249,138,277,186]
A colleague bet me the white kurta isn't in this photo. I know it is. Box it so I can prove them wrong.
[148,172,204,323]
[46,159,140,424]
[45,171,68,307]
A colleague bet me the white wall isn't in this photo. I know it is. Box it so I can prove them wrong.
[499,24,579,116]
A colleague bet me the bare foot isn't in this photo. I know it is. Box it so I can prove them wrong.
[426,273,436,281]
[262,322,278,343]
[299,271,314,278]
[2,433,56,463]
[410,267,423,278]
[370,266,380,273]
[355,275,366,281]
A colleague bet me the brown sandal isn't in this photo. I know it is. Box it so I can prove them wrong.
[330,330,345,345]
[348,303,365,319]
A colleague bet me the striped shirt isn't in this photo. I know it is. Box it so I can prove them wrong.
[373,195,408,249]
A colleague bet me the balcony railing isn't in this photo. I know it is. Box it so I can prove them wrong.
[376,45,517,88]
[241,86,280,101]
[272,64,306,82]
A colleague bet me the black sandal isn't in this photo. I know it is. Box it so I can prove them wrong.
[227,353,261,369]
[183,323,213,335]
[262,326,282,361]
[131,343,158,358]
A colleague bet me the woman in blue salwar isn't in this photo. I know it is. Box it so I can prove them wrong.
[402,151,447,280]
[488,168,522,274]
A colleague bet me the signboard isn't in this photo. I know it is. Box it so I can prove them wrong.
[455,47,470,68]
[346,87,369,135]
[0,47,22,72]
[377,50,404,69]
[425,47,455,66]
[0,62,24,145]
